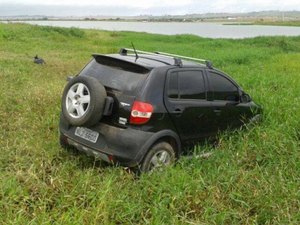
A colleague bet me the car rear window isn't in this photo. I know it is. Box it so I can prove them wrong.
[79,56,149,93]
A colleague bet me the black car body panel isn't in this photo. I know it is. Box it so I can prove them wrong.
[60,113,181,167]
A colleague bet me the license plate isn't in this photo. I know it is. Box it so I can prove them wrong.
[75,127,99,143]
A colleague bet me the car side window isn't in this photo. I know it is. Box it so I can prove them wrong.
[168,70,206,100]
[168,72,179,99]
[208,71,239,101]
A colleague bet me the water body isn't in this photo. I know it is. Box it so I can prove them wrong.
[14,21,300,39]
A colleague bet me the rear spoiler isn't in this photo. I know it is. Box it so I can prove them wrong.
[92,54,150,74]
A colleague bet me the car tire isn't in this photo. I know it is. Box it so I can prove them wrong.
[139,142,176,173]
[61,76,107,127]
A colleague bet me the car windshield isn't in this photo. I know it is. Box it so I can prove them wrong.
[79,56,149,94]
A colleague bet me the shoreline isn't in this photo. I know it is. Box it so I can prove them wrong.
[2,20,300,39]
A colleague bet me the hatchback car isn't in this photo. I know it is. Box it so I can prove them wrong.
[59,48,261,172]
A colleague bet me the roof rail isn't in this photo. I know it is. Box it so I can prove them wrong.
[120,48,182,67]
[119,48,213,69]
[155,51,213,69]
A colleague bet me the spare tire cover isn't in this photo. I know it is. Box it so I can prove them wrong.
[61,76,107,127]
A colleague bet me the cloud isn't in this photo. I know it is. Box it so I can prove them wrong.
[210,0,300,12]
[0,0,193,7]
[0,0,299,16]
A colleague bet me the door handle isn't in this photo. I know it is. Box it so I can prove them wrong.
[214,109,222,115]
[173,108,183,117]
[198,114,204,119]
[173,108,183,114]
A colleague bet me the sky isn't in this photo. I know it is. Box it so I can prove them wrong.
[0,0,299,16]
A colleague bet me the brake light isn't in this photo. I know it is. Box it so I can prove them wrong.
[130,101,153,125]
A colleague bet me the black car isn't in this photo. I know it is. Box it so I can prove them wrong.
[59,48,262,172]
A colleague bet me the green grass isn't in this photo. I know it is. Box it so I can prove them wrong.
[254,20,300,27]
[0,23,300,224]
[224,21,300,27]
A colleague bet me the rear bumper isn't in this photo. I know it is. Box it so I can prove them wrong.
[59,117,154,167]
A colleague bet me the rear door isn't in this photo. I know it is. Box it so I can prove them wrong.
[164,68,215,143]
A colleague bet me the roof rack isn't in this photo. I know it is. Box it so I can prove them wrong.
[119,48,213,69]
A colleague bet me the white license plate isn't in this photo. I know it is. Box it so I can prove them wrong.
[75,127,99,143]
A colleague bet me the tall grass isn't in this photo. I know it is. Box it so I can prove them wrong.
[0,23,299,224]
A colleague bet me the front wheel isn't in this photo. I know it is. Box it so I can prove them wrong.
[139,142,176,173]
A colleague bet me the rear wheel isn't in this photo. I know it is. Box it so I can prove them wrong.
[139,142,176,173]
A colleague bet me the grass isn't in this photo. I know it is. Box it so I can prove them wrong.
[224,21,300,27]
[0,23,300,224]
[254,20,300,27]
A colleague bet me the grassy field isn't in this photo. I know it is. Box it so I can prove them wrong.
[224,21,300,27]
[254,21,300,27]
[0,23,300,224]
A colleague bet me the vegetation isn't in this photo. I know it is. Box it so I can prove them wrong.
[0,23,300,224]
[223,21,300,27]
[254,20,300,27]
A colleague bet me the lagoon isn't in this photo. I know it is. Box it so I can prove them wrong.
[11,20,300,39]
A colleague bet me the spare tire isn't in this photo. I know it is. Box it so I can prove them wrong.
[61,76,107,127]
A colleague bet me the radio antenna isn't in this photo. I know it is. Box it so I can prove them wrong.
[131,42,139,62]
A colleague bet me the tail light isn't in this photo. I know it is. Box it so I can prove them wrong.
[130,101,153,125]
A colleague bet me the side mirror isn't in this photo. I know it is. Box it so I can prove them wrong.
[66,75,74,82]
[241,93,251,103]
